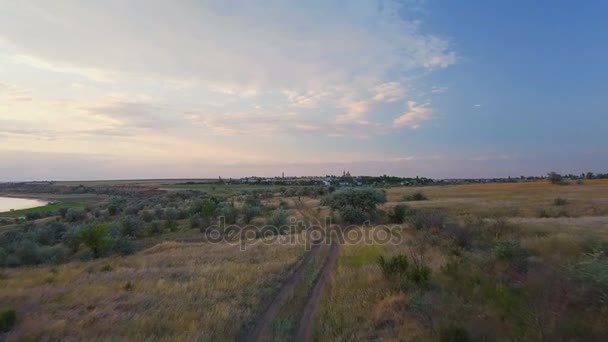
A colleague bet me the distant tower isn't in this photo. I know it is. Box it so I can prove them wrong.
[282,172,285,179]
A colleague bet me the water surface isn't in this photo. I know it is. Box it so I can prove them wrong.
[0,196,48,213]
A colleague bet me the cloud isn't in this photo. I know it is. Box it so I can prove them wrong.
[473,104,482,108]
[431,86,447,94]
[393,101,433,129]
[373,82,406,102]
[0,1,459,179]
[336,101,371,125]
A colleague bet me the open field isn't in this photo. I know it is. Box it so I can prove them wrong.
[385,179,608,218]
[1,179,607,340]
[0,238,306,341]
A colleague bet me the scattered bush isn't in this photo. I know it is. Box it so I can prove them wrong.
[65,208,86,223]
[267,209,289,233]
[124,280,135,291]
[113,237,135,255]
[553,197,569,206]
[378,254,409,279]
[339,205,368,224]
[121,216,144,238]
[402,191,428,201]
[378,254,431,288]
[547,172,568,185]
[409,210,445,230]
[494,240,530,272]
[322,188,386,213]
[242,205,262,224]
[0,309,17,332]
[437,325,470,342]
[216,202,238,224]
[388,204,409,224]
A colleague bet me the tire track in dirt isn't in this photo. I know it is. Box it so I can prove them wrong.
[294,225,340,342]
[245,199,327,342]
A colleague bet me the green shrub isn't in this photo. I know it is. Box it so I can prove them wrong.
[79,224,112,258]
[339,205,368,224]
[242,205,262,224]
[267,209,289,233]
[409,210,445,230]
[321,188,386,213]
[378,254,431,288]
[378,254,409,279]
[0,309,17,332]
[65,208,86,223]
[436,325,470,342]
[494,240,529,272]
[408,257,431,287]
[216,202,238,224]
[553,197,569,206]
[113,237,135,256]
[121,216,144,237]
[388,204,409,223]
[402,191,428,201]
[124,280,135,291]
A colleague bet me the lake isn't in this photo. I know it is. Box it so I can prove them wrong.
[0,196,49,213]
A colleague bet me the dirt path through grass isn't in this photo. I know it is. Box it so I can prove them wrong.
[246,199,339,342]
[295,227,340,342]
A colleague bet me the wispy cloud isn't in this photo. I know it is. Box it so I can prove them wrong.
[393,101,433,129]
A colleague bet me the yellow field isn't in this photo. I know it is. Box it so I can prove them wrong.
[0,238,306,341]
[385,179,608,217]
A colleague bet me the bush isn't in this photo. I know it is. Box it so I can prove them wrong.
[378,254,409,279]
[402,191,428,201]
[79,224,112,258]
[553,197,569,206]
[575,252,608,302]
[216,202,238,224]
[63,226,82,252]
[437,325,470,342]
[121,216,144,237]
[113,237,135,255]
[547,171,568,185]
[242,205,262,224]
[0,309,17,332]
[339,205,368,224]
[378,254,431,288]
[65,208,86,223]
[408,257,431,287]
[321,188,386,213]
[388,204,409,224]
[409,210,445,230]
[148,220,164,235]
[444,224,472,250]
[267,209,289,233]
[494,240,529,272]
[14,240,42,265]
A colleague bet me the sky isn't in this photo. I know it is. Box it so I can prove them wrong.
[1,0,607,181]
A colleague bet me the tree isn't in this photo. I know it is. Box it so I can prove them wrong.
[547,172,564,184]
[321,188,386,224]
[79,224,112,258]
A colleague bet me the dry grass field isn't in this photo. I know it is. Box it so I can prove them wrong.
[1,179,608,341]
[315,180,608,340]
[385,179,608,217]
[0,238,306,341]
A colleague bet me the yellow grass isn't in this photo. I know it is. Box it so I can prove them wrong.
[385,179,608,217]
[0,238,306,341]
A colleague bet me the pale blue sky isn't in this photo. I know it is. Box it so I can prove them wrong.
[0,1,606,180]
